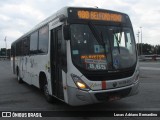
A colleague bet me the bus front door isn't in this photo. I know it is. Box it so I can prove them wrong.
[50,26,64,100]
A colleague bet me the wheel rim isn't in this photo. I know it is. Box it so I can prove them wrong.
[17,71,20,81]
[44,84,49,97]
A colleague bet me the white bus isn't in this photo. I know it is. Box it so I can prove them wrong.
[11,7,139,106]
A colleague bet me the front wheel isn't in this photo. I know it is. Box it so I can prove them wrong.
[17,68,23,83]
[44,84,54,103]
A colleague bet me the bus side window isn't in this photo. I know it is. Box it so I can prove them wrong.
[16,41,22,56]
[26,37,30,55]
[38,25,49,54]
[30,31,38,55]
[22,37,30,56]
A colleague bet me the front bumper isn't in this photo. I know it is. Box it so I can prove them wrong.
[67,80,139,106]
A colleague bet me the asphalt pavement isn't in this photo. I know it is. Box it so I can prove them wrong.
[0,60,160,119]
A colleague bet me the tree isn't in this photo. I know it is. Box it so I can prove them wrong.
[154,45,160,54]
[136,43,153,55]
[0,48,6,56]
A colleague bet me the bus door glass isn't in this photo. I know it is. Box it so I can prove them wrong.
[50,26,64,100]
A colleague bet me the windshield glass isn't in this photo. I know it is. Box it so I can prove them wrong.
[70,24,136,71]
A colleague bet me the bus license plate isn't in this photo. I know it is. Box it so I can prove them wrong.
[108,96,120,101]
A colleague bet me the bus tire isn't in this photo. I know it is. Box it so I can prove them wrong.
[44,83,54,103]
[17,67,23,84]
[40,73,55,103]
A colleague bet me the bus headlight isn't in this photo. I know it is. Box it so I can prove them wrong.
[77,82,86,89]
[71,74,90,91]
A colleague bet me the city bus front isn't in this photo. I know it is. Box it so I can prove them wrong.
[64,8,139,106]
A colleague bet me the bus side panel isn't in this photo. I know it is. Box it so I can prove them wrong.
[20,54,50,88]
[30,55,50,88]
[20,56,32,85]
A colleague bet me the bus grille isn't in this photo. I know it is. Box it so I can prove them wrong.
[84,69,134,81]
[94,87,131,101]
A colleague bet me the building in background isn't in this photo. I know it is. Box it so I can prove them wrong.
[0,48,11,59]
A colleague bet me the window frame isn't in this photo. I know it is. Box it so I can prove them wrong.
[38,25,49,55]
[29,30,39,55]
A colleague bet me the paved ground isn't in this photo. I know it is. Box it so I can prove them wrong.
[0,60,160,120]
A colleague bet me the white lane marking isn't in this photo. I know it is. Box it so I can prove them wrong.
[140,67,160,71]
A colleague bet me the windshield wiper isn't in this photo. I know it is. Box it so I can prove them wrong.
[88,22,105,47]
[88,22,109,70]
[113,23,123,54]
[114,32,121,54]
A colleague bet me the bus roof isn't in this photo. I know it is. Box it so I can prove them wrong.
[12,6,127,45]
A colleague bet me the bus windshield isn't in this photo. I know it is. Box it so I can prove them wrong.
[70,24,136,71]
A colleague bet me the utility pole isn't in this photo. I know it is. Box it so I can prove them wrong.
[137,31,140,55]
[140,27,143,55]
[4,36,7,59]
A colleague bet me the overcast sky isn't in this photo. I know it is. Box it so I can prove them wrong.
[0,0,160,49]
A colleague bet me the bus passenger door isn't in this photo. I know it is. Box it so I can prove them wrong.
[50,26,65,100]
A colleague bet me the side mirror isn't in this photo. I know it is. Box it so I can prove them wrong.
[63,25,71,40]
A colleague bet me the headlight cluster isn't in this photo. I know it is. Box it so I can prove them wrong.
[71,74,90,91]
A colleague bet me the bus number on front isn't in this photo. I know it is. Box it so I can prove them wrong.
[87,63,106,70]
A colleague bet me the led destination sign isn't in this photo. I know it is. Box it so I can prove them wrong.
[81,55,105,60]
[77,10,122,22]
